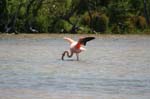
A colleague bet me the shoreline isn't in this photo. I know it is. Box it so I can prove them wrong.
[0,33,150,39]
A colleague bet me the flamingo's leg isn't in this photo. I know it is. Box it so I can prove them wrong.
[69,51,73,58]
[76,53,79,61]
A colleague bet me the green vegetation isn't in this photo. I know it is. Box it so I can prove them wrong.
[0,0,150,34]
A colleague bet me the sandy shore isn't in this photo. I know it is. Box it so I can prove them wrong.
[0,33,149,39]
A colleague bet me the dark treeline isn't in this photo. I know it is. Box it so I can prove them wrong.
[0,0,150,34]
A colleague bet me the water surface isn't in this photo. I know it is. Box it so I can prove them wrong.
[0,34,150,99]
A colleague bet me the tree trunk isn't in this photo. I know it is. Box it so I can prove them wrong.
[5,3,23,33]
[0,0,7,32]
[24,0,36,32]
[87,1,93,30]
[143,0,150,25]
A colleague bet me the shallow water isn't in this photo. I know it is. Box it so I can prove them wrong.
[0,35,150,99]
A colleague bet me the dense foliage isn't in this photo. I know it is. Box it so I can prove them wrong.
[0,0,150,34]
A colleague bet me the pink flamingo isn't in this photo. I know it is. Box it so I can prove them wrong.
[61,36,95,61]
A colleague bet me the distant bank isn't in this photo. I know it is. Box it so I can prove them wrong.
[0,33,150,39]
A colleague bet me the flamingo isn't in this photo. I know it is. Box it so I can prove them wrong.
[61,36,95,61]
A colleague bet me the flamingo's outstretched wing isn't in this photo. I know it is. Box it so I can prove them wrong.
[79,37,95,46]
[64,37,76,44]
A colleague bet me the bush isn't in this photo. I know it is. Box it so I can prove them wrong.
[130,16,147,30]
[82,12,109,32]
[81,12,91,25]
[111,24,120,34]
[111,19,135,34]
[92,13,109,32]
[16,19,24,32]
[35,15,49,32]
[136,16,147,30]
[123,20,135,33]
[53,19,72,33]
[78,26,92,34]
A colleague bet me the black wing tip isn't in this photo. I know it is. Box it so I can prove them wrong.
[86,36,95,39]
[89,37,95,39]
[85,36,95,41]
[80,36,95,46]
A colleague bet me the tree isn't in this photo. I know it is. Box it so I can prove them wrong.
[5,2,23,33]
[143,0,150,25]
[0,0,149,33]
[0,0,8,32]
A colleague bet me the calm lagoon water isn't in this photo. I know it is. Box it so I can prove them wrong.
[0,34,150,99]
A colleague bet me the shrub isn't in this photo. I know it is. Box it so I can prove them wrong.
[92,13,109,32]
[35,15,49,32]
[16,19,24,32]
[123,20,135,33]
[53,19,72,33]
[78,26,92,34]
[136,16,147,30]
[81,12,91,25]
[111,24,120,34]
[82,12,109,33]
[111,18,135,34]
[130,16,147,30]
